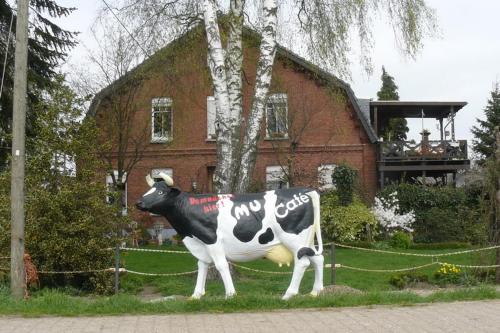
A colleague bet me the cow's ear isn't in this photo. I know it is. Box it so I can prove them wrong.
[169,187,181,197]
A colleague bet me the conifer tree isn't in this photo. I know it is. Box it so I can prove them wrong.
[376,67,408,141]
[472,84,500,164]
[0,0,77,168]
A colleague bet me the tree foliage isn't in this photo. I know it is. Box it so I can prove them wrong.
[331,164,358,206]
[377,66,408,141]
[472,84,500,164]
[0,78,122,293]
[0,0,77,168]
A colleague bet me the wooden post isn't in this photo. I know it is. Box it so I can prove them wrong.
[10,0,29,300]
[330,243,336,285]
[439,118,444,141]
[114,245,120,294]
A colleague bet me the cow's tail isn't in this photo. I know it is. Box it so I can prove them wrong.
[303,190,323,256]
[312,191,323,255]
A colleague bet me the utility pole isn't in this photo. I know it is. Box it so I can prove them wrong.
[10,0,29,299]
[494,127,500,284]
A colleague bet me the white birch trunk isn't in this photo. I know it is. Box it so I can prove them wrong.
[226,0,245,181]
[236,0,278,193]
[203,0,235,193]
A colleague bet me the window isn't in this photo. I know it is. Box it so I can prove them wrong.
[266,166,288,190]
[151,168,173,182]
[266,93,288,138]
[106,171,127,215]
[318,164,336,191]
[207,96,217,140]
[151,97,173,142]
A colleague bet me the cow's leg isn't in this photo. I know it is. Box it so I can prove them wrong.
[191,260,209,299]
[207,244,236,298]
[283,256,310,300]
[309,254,324,296]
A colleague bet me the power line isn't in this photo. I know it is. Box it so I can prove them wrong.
[100,0,151,57]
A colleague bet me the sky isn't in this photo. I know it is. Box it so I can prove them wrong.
[54,0,500,144]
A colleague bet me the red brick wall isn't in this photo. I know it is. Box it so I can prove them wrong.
[94,34,378,225]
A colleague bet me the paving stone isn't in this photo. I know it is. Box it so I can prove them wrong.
[0,300,499,333]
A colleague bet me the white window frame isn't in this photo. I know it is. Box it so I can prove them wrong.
[266,165,289,190]
[207,96,217,140]
[106,171,127,215]
[265,93,288,139]
[151,97,173,143]
[318,164,337,191]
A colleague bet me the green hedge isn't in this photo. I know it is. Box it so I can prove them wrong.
[378,184,486,244]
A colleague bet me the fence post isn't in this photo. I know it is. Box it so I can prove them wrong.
[114,245,120,294]
[331,243,336,285]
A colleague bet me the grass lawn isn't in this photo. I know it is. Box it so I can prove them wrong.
[119,245,497,297]
[0,245,498,316]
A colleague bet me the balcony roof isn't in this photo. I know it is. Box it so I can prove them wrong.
[370,101,467,118]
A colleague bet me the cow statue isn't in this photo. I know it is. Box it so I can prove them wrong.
[136,173,324,300]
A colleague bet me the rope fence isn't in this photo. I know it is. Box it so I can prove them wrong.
[1,244,498,284]
[324,242,500,258]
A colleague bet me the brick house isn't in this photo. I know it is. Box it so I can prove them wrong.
[87,29,381,236]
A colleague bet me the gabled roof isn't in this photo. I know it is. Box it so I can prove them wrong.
[88,27,378,143]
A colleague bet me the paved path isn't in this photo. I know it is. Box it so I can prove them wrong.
[1,300,499,333]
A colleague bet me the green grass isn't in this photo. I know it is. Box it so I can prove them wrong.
[0,285,498,316]
[0,245,498,316]
[119,245,497,296]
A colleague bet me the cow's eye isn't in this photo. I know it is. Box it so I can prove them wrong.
[158,191,163,195]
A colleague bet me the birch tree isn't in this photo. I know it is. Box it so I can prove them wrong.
[107,0,436,193]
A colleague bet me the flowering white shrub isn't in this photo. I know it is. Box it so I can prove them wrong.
[372,191,415,233]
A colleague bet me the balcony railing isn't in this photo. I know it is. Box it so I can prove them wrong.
[379,140,468,161]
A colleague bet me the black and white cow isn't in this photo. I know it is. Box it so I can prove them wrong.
[136,173,324,300]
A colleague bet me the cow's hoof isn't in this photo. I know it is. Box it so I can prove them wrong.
[282,292,297,300]
[310,290,320,297]
[189,292,203,300]
[310,287,323,297]
[225,292,236,299]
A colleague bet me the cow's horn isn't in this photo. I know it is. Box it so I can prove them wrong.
[159,172,174,186]
[146,174,155,187]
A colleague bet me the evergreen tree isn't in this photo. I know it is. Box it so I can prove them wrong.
[377,66,409,141]
[0,0,77,168]
[472,84,500,164]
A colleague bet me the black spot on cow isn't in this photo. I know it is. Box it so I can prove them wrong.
[258,227,274,244]
[274,187,314,235]
[297,247,315,259]
[230,193,266,243]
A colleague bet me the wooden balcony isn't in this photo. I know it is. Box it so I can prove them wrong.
[379,140,468,162]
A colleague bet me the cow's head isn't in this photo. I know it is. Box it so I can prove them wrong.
[135,173,180,215]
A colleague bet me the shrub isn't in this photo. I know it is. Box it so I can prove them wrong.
[390,231,412,249]
[433,263,462,286]
[389,272,429,289]
[321,191,377,242]
[0,79,122,293]
[372,191,415,234]
[331,164,358,206]
[377,184,486,244]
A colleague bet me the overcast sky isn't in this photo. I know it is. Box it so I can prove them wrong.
[55,0,500,144]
